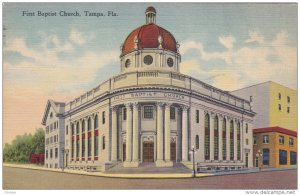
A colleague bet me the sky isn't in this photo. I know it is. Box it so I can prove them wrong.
[3,3,297,145]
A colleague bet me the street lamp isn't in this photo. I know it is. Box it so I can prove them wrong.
[189,146,197,178]
[256,149,263,171]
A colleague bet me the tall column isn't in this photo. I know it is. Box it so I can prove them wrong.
[132,102,139,165]
[234,120,238,161]
[91,115,95,160]
[226,117,231,161]
[218,116,223,161]
[111,106,118,162]
[156,102,164,165]
[210,114,214,161]
[125,103,132,162]
[74,121,77,161]
[85,117,88,161]
[164,103,171,162]
[181,105,189,162]
[79,120,82,162]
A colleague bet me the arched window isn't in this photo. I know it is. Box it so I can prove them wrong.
[88,117,91,131]
[195,135,199,149]
[204,113,210,160]
[222,118,226,160]
[94,115,99,129]
[102,136,106,150]
[76,122,80,135]
[245,123,248,134]
[237,122,241,160]
[66,125,68,135]
[71,124,74,135]
[214,116,219,160]
[230,120,234,160]
[82,120,85,132]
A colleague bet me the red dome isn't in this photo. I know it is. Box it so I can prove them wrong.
[121,23,178,55]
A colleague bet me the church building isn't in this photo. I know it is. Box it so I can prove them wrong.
[42,7,255,172]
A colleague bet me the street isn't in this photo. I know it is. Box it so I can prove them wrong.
[3,167,297,189]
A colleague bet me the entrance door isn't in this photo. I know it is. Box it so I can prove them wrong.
[123,143,126,161]
[255,157,259,167]
[143,141,154,162]
[170,142,176,162]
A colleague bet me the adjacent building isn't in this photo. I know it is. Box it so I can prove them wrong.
[42,7,255,171]
[231,81,297,168]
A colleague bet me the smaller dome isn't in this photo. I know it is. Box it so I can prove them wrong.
[145,6,156,13]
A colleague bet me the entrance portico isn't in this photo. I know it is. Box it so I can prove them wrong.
[110,101,189,168]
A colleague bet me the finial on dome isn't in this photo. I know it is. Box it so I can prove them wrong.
[145,6,156,24]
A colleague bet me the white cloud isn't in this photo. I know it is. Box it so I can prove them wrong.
[180,31,297,91]
[69,27,95,45]
[245,31,265,44]
[219,35,236,49]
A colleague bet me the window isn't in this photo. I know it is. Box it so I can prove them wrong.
[54,122,56,129]
[46,150,48,159]
[287,107,290,113]
[66,125,68,135]
[144,55,153,65]
[50,124,53,131]
[287,96,290,103]
[50,112,53,118]
[263,135,269,144]
[196,110,199,123]
[246,139,249,145]
[279,150,287,165]
[125,59,131,68]
[71,140,74,158]
[94,115,98,129]
[46,138,49,145]
[204,113,210,160]
[278,93,281,100]
[245,123,248,134]
[55,148,58,158]
[290,152,297,165]
[76,122,79,134]
[222,118,226,160]
[71,124,74,135]
[254,136,257,145]
[144,106,153,119]
[170,107,176,120]
[230,120,234,160]
[54,135,56,143]
[102,111,105,124]
[123,108,127,120]
[82,120,85,132]
[278,104,281,111]
[167,58,174,67]
[82,139,85,157]
[94,136,99,156]
[237,122,241,160]
[289,138,294,146]
[50,149,53,158]
[76,140,79,157]
[214,116,219,160]
[88,137,91,157]
[262,148,269,165]
[279,136,284,144]
[103,136,106,150]
[195,135,199,149]
[245,153,249,168]
[88,117,91,131]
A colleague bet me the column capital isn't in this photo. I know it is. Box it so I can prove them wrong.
[156,102,165,108]
[110,105,119,112]
[180,104,189,111]
[125,103,132,109]
[132,102,139,109]
[165,102,172,108]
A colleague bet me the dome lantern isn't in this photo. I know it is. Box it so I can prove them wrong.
[145,6,156,24]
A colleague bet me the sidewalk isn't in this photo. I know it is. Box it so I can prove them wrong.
[3,163,296,179]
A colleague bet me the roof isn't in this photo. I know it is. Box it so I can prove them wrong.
[253,126,297,137]
[41,100,65,125]
[121,23,177,55]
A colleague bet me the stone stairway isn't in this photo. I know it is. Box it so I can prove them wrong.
[105,162,191,174]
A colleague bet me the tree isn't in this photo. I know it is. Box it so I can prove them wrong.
[3,128,45,163]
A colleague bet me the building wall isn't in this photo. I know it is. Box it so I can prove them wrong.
[231,82,270,129]
[254,131,297,168]
[269,82,297,131]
